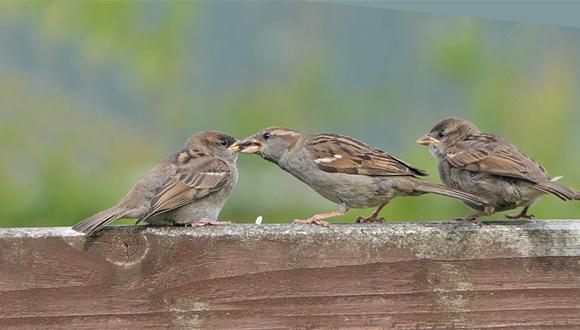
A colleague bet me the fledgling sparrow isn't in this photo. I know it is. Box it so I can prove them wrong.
[229,127,488,226]
[418,117,579,224]
[73,131,239,235]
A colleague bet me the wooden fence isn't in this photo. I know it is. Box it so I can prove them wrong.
[1,221,579,329]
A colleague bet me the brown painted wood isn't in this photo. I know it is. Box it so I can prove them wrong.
[0,221,579,329]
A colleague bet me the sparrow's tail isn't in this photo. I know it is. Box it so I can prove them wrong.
[72,206,130,236]
[535,180,580,201]
[415,180,489,208]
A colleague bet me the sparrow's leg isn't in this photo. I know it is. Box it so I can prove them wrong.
[456,206,494,226]
[356,202,388,223]
[292,203,349,227]
[505,206,535,220]
[189,218,232,227]
[455,213,483,225]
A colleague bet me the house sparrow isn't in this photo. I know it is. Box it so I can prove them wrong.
[229,127,488,226]
[418,117,579,223]
[73,131,239,235]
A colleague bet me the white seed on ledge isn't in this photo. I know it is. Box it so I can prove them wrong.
[255,216,263,225]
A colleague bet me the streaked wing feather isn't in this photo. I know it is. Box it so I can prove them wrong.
[307,134,427,177]
[145,157,230,218]
[447,134,539,182]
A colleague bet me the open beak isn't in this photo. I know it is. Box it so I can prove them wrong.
[228,137,262,154]
[417,134,440,146]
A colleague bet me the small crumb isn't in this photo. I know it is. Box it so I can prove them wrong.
[255,216,263,225]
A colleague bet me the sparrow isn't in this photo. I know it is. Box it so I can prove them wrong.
[73,131,239,235]
[418,117,580,223]
[229,127,489,226]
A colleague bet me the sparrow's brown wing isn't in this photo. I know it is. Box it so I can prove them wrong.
[306,134,428,177]
[143,155,230,219]
[446,134,548,182]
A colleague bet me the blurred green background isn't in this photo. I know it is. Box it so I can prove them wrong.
[1,2,579,228]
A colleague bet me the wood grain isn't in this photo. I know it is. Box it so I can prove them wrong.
[0,221,579,329]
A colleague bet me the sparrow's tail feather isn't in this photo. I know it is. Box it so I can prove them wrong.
[415,181,489,208]
[72,207,130,236]
[535,181,579,201]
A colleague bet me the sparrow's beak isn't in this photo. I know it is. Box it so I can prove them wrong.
[228,137,262,154]
[417,134,440,146]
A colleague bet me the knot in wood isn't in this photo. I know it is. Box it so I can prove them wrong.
[102,232,149,266]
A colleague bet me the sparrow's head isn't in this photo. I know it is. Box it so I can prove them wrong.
[228,127,303,163]
[417,117,480,156]
[186,131,238,161]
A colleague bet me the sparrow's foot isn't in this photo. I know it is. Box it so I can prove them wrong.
[505,212,535,220]
[356,216,385,224]
[292,218,330,227]
[190,218,232,227]
[455,215,483,226]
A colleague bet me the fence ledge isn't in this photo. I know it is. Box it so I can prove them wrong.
[1,221,579,329]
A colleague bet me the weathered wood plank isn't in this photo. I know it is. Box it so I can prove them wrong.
[1,221,579,329]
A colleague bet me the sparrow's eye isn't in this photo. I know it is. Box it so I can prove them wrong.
[262,132,271,140]
[438,131,447,138]
[219,139,229,147]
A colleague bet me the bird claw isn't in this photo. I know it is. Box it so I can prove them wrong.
[455,215,482,226]
[189,219,232,227]
[505,213,535,220]
[356,216,385,224]
[292,218,330,227]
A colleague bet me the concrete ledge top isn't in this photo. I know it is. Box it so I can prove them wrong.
[1,220,578,238]
[1,220,579,260]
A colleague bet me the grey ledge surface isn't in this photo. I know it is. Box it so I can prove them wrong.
[1,220,578,237]
[0,219,580,237]
[1,220,579,260]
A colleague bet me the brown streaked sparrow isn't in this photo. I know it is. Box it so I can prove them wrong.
[73,131,239,235]
[418,117,579,224]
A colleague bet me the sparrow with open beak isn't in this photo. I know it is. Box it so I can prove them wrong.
[73,131,239,235]
[230,127,489,226]
[418,117,580,223]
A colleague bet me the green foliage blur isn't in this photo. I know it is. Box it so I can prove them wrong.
[1,2,579,228]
